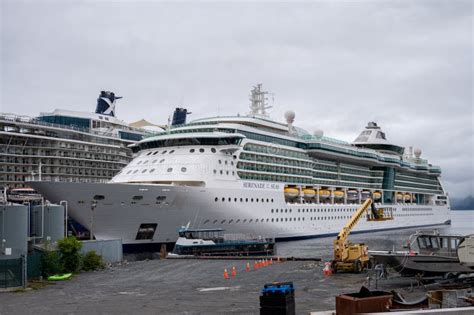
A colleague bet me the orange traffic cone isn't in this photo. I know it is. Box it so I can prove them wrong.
[323,262,332,277]
[231,266,237,277]
[224,268,229,279]
[246,262,251,272]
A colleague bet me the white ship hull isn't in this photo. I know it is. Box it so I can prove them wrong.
[30,181,451,246]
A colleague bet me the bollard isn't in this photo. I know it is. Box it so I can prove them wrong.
[224,268,229,279]
[231,266,237,277]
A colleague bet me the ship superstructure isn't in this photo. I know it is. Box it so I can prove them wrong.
[0,91,151,188]
[30,85,450,248]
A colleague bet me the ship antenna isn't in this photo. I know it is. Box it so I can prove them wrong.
[249,84,272,117]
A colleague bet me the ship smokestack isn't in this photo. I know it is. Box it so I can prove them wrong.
[171,108,190,126]
[95,91,122,117]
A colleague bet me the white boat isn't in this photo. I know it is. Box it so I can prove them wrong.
[29,84,451,250]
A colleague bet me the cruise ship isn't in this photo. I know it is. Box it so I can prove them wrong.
[1,91,153,191]
[30,85,450,249]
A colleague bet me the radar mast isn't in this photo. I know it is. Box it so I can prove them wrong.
[249,84,272,117]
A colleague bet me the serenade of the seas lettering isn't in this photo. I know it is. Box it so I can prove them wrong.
[242,182,280,190]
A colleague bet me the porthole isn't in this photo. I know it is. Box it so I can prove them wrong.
[231,161,234,166]
[266,199,269,202]
[152,160,157,164]
[132,195,143,200]
[160,159,165,163]
[93,195,105,201]
[169,150,175,154]
[228,197,231,202]
[225,160,228,165]
[220,170,223,175]
[246,198,249,202]
[226,171,229,175]
[234,198,237,202]
[271,209,274,213]
[126,170,132,174]
[211,148,216,153]
[222,197,225,202]
[271,199,274,203]
[256,198,259,202]
[199,148,205,153]
[181,167,187,172]
[153,151,159,155]
[251,198,254,202]
[271,218,274,222]
[143,160,148,164]
[133,170,138,174]
[162,150,167,154]
[150,169,155,173]
[190,148,195,153]
[147,152,152,156]
[167,167,173,172]
[137,161,142,165]
[213,170,217,174]
[219,160,222,164]
[142,169,147,173]
[240,198,243,202]
[276,209,278,213]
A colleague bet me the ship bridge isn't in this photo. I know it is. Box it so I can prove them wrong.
[352,122,404,156]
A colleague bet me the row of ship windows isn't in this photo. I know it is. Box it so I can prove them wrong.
[213,170,235,176]
[125,167,188,175]
[271,208,359,214]
[215,197,275,203]
[144,148,219,156]
[202,212,433,224]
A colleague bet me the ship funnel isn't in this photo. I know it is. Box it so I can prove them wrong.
[95,91,122,117]
[171,108,190,126]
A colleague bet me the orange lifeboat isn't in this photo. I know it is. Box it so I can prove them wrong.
[373,191,382,200]
[303,188,316,199]
[284,187,299,199]
[334,190,345,199]
[319,189,330,199]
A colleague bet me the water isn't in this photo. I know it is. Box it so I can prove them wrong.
[277,210,474,260]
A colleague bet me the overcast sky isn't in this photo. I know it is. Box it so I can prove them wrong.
[1,0,473,198]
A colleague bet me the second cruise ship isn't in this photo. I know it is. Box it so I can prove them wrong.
[30,85,451,249]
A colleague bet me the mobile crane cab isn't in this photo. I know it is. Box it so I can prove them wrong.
[332,198,393,273]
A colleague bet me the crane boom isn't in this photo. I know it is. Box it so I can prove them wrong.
[334,199,373,261]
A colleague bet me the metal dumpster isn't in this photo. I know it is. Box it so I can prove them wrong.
[336,286,392,314]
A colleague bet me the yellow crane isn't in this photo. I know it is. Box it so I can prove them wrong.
[332,198,394,273]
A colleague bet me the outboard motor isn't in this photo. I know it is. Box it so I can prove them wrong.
[171,108,189,126]
[95,91,122,117]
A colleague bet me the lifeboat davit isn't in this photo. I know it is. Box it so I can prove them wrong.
[303,188,316,199]
[361,191,371,200]
[284,187,299,199]
[319,189,330,199]
[334,191,345,199]
[373,191,382,200]
[404,193,412,201]
[396,193,403,202]
[347,190,358,200]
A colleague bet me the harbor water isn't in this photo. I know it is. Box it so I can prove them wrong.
[276,210,474,260]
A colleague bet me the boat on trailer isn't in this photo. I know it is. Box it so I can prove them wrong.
[171,227,275,256]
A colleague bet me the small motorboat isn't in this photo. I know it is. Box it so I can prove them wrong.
[171,227,275,256]
[370,230,474,277]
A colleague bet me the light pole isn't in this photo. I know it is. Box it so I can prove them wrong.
[90,200,97,240]
[60,200,68,238]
